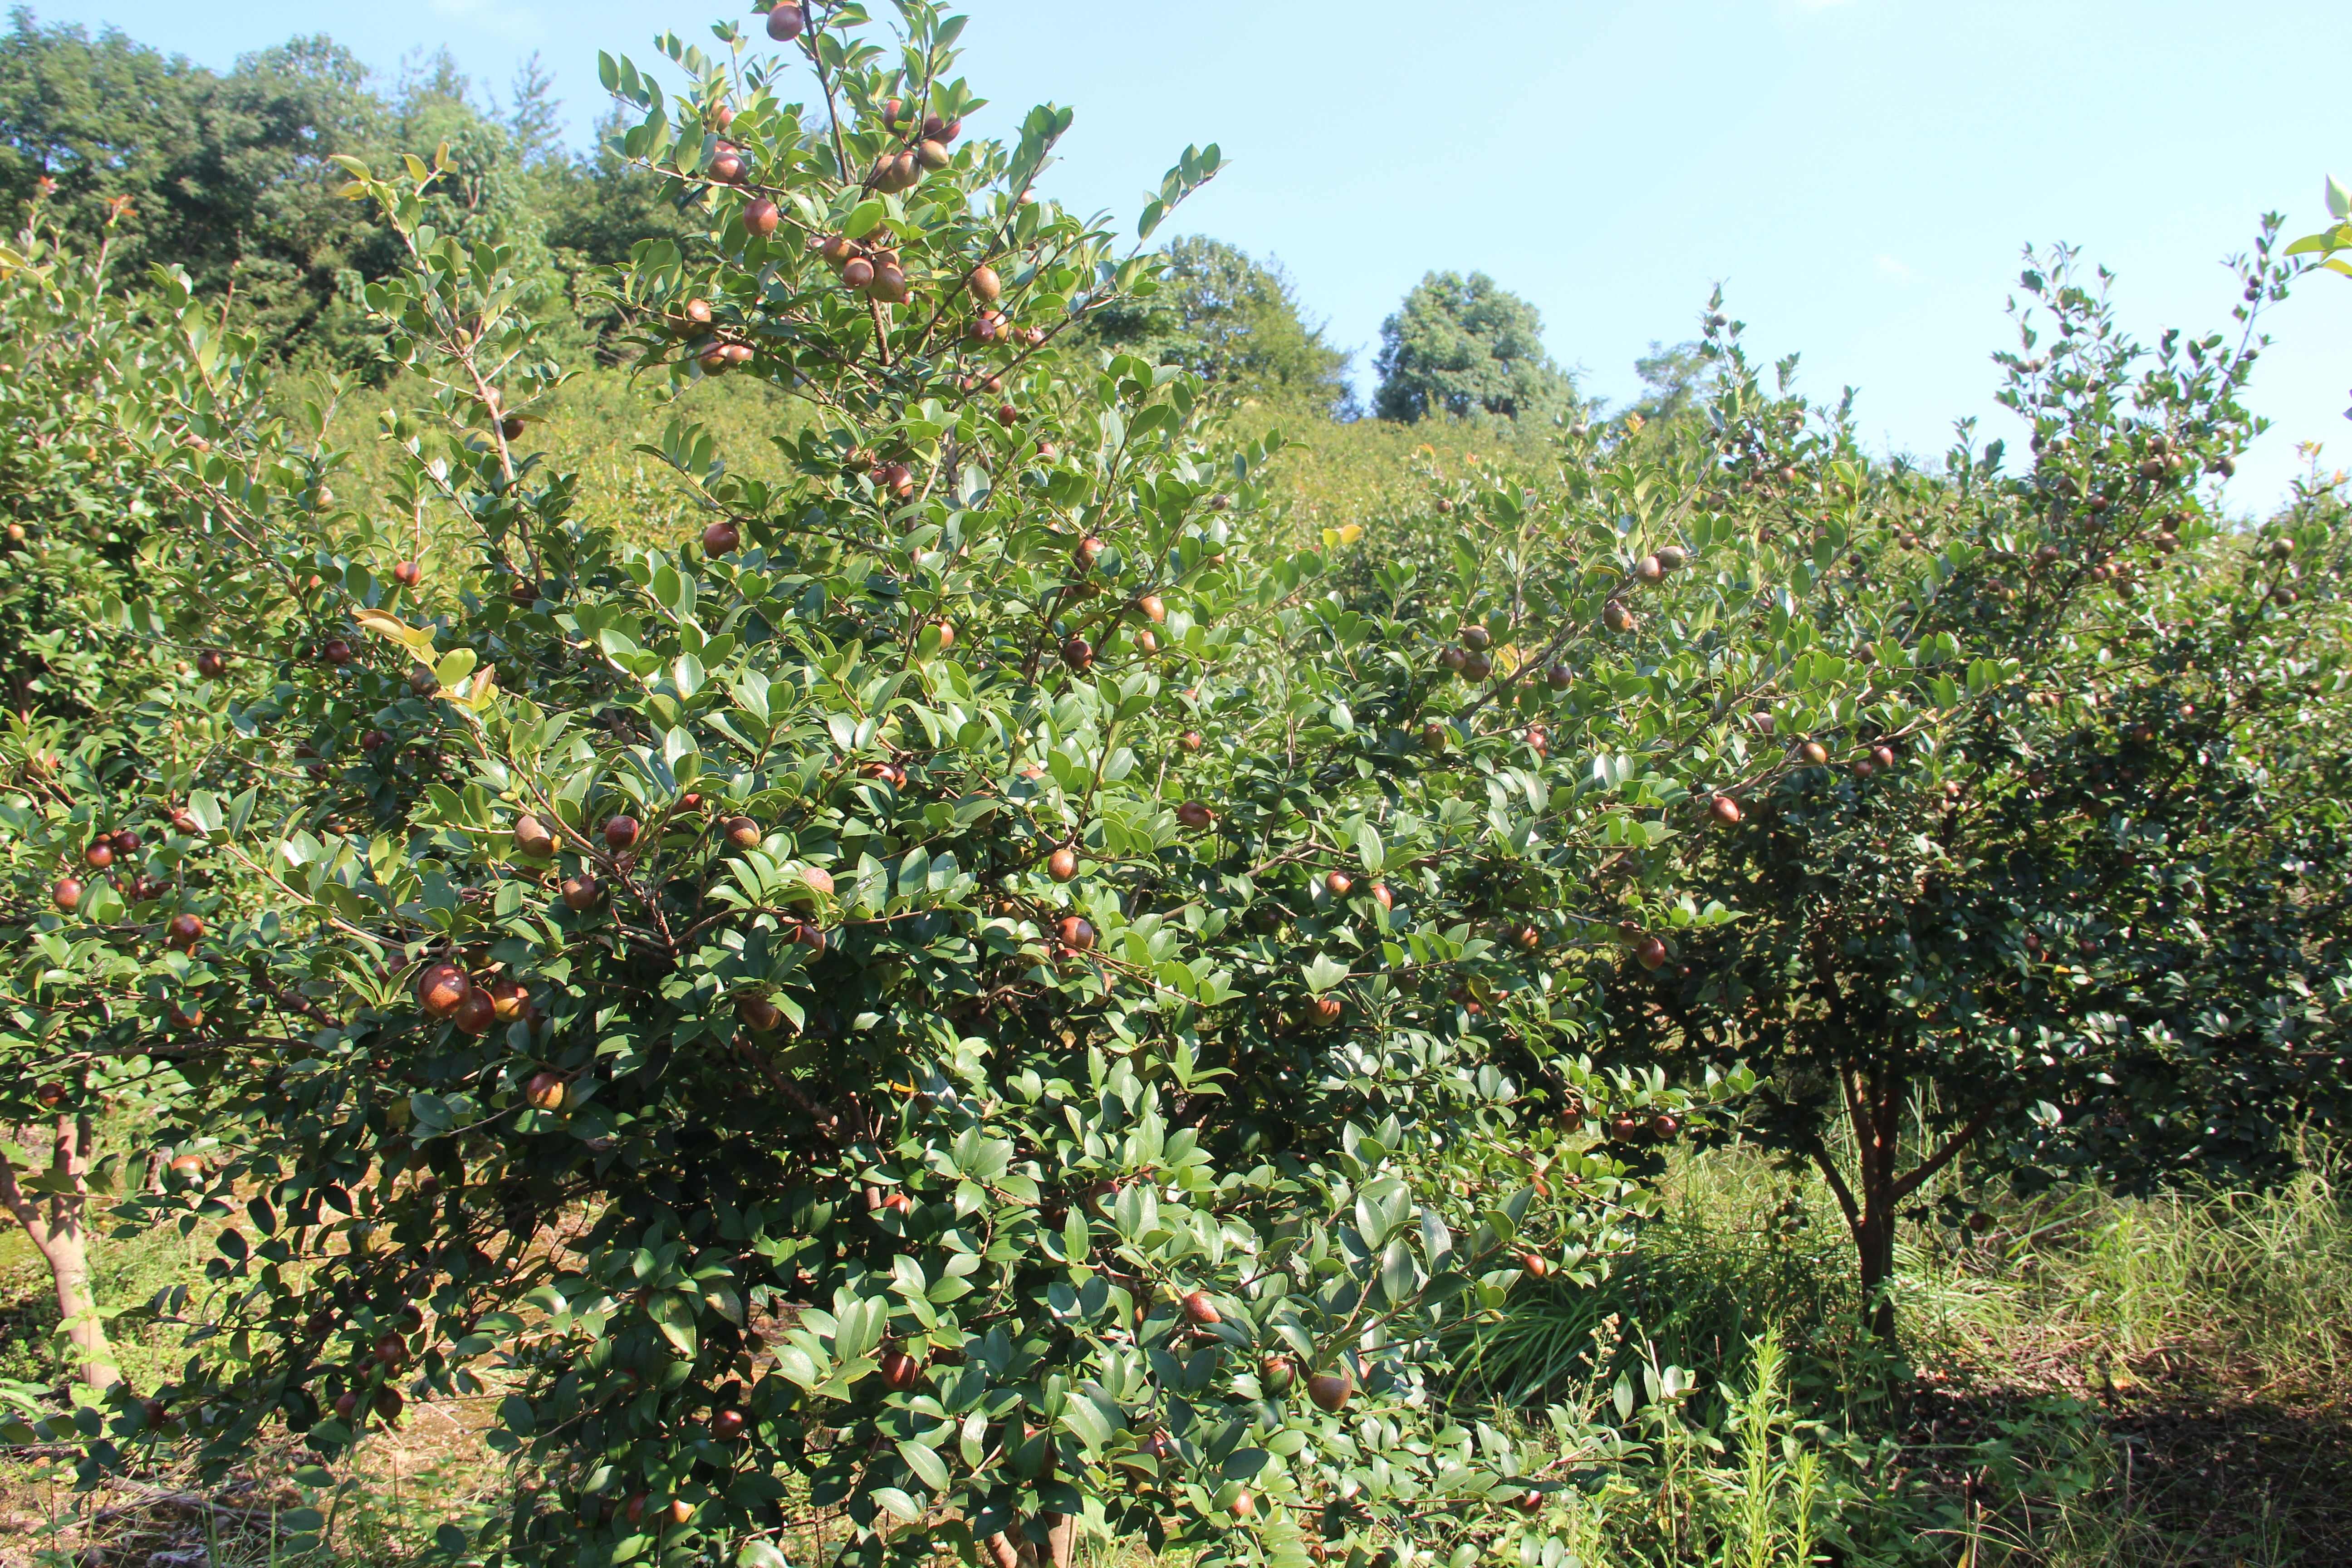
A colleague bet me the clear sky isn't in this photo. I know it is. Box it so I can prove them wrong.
[24,0,2352,511]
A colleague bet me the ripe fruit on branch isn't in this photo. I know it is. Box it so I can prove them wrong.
[1061,636,1093,671]
[744,197,780,238]
[1176,801,1214,830]
[560,875,602,912]
[1057,916,1097,952]
[1547,663,1573,690]
[1709,794,1742,826]
[1438,645,1467,673]
[453,987,496,1037]
[486,975,534,1023]
[1656,544,1687,571]
[603,815,641,853]
[1514,925,1541,951]
[417,963,470,1019]
[510,579,540,606]
[708,147,746,183]
[724,816,763,850]
[1635,936,1668,971]
[1259,1354,1296,1396]
[1180,730,1203,753]
[1073,535,1103,572]
[1048,847,1079,882]
[83,841,113,870]
[1136,593,1166,623]
[736,993,783,1034]
[1798,741,1828,766]
[1649,1113,1681,1139]
[166,913,203,951]
[842,257,874,289]
[1181,1290,1220,1325]
[1603,600,1635,633]
[322,639,354,667]
[1872,744,1896,770]
[1461,625,1491,652]
[765,3,805,41]
[1305,1367,1353,1412]
[512,815,557,858]
[1636,554,1664,584]
[51,877,82,912]
[710,1406,746,1441]
[1369,882,1392,911]
[878,1348,923,1391]
[1462,651,1492,681]
[1325,871,1353,897]
[703,520,741,554]
[1520,1251,1550,1278]
[195,649,227,679]
[1308,995,1344,1028]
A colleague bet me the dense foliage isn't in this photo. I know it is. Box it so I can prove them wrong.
[3,8,2351,1568]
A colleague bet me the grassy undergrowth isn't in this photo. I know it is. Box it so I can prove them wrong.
[3,1148,2346,1563]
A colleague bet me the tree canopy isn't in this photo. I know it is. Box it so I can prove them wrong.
[1372,270,1574,425]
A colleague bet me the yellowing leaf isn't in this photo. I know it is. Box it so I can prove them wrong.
[352,608,438,657]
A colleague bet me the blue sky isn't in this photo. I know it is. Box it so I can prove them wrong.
[25,0,2352,510]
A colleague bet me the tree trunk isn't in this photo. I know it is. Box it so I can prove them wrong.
[0,1114,122,1391]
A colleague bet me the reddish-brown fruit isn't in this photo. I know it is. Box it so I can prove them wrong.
[1649,1113,1681,1140]
[879,1348,923,1391]
[560,875,602,912]
[1176,801,1214,830]
[1060,636,1093,671]
[842,256,875,289]
[1852,757,1877,780]
[417,963,470,1019]
[711,1407,746,1440]
[791,921,828,955]
[736,992,783,1034]
[1058,916,1097,952]
[523,1072,566,1111]
[1048,847,1079,882]
[168,1152,204,1178]
[512,814,557,858]
[500,416,524,441]
[1636,554,1665,583]
[51,877,83,912]
[360,729,389,753]
[1515,925,1541,951]
[1521,1251,1551,1278]
[167,998,204,1029]
[703,520,741,555]
[968,265,1003,303]
[195,648,227,679]
[1180,730,1204,753]
[1309,995,1344,1028]
[1872,744,1897,770]
[765,3,805,41]
[1461,651,1493,681]
[33,1083,64,1108]
[800,866,836,896]
[1305,1368,1353,1412]
[166,912,203,951]
[684,298,714,325]
[1324,871,1353,898]
[1656,544,1688,571]
[1798,740,1829,766]
[1259,1354,1297,1395]
[1710,795,1742,827]
[1635,936,1668,971]
[510,579,540,607]
[1136,593,1166,623]
[1073,536,1104,572]
[667,1498,693,1526]
[1603,601,1635,633]
[1181,1290,1220,1325]
[1369,882,1393,911]
[170,807,199,834]
[486,975,534,1023]
[603,815,641,853]
[744,196,780,238]
[375,1333,408,1367]
[452,987,496,1037]
[322,638,354,667]
[708,149,746,183]
[1232,1490,1257,1519]
[1547,662,1573,690]
[724,816,762,851]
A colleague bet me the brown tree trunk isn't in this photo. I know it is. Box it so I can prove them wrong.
[0,1114,122,1390]
[1813,1064,1995,1348]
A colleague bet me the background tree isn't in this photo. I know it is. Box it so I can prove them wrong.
[1085,235,1352,414]
[1372,269,1574,425]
